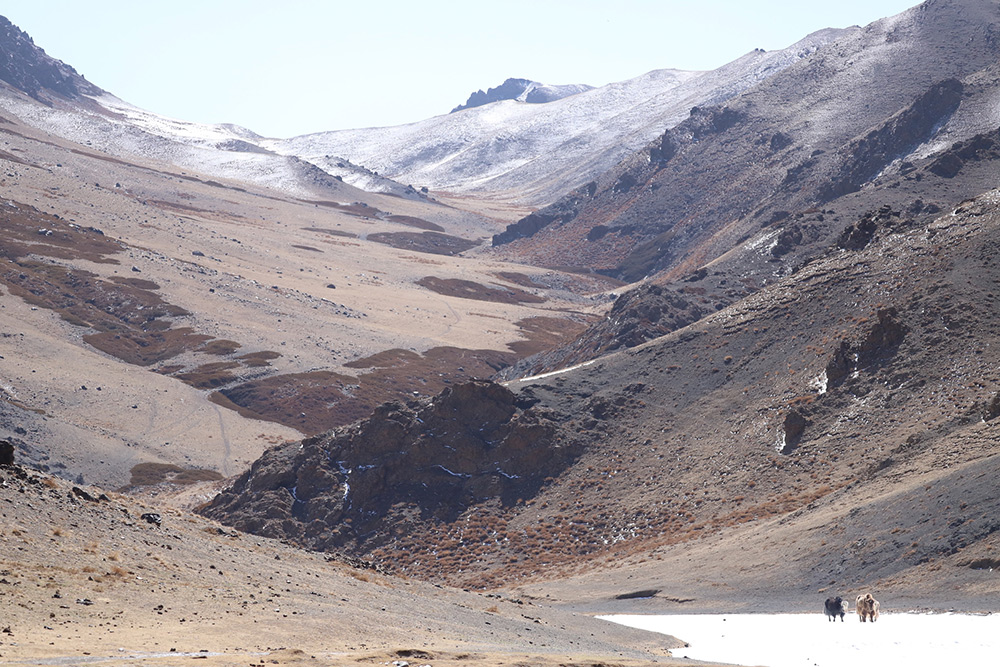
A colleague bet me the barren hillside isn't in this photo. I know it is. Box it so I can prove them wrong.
[0,108,608,488]
[4,3,1000,666]
[205,185,1000,607]
[0,461,702,666]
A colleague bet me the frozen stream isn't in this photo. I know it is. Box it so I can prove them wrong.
[601,613,999,666]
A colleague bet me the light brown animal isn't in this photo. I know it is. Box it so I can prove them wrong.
[856,593,880,622]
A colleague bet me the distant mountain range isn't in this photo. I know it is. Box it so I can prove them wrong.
[0,19,846,208]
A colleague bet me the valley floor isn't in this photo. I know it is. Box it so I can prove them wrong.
[0,464,730,667]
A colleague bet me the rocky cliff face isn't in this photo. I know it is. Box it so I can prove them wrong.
[201,381,583,556]
[0,15,102,102]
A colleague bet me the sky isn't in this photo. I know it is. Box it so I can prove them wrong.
[3,1,922,138]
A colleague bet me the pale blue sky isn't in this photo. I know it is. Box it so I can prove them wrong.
[3,1,921,138]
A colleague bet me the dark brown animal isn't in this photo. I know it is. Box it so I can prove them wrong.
[824,596,848,621]
[856,593,880,622]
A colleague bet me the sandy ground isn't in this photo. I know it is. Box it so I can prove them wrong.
[0,464,743,667]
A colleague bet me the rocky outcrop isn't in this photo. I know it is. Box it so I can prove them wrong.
[452,78,592,112]
[819,79,963,201]
[492,183,594,246]
[928,127,1000,179]
[202,381,582,552]
[837,205,905,251]
[0,440,13,466]
[825,308,907,388]
[0,16,103,103]
[779,410,809,454]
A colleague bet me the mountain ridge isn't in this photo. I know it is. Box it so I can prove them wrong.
[265,28,845,205]
[0,15,103,103]
[490,0,1000,283]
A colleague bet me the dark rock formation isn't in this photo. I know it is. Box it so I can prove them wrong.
[71,486,97,502]
[780,411,809,454]
[0,15,103,103]
[837,206,905,251]
[0,440,13,466]
[492,183,592,246]
[452,78,591,113]
[202,381,582,553]
[928,127,1000,179]
[140,513,162,526]
[825,308,907,389]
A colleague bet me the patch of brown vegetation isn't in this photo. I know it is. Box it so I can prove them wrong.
[108,276,161,290]
[83,328,213,367]
[199,339,242,356]
[368,231,479,256]
[0,195,285,399]
[385,214,444,232]
[417,276,546,304]
[0,200,121,265]
[494,271,540,288]
[301,227,358,238]
[507,316,590,357]
[216,346,512,435]
[300,199,376,217]
[125,462,224,489]
[216,313,589,435]
[238,350,282,367]
[214,370,372,434]
[173,361,242,389]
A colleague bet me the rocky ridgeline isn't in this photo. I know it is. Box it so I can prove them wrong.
[201,381,583,553]
[0,15,102,102]
[451,77,592,113]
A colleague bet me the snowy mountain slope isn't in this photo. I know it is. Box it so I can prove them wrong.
[0,89,362,199]
[0,83,423,201]
[488,0,1000,289]
[266,29,846,205]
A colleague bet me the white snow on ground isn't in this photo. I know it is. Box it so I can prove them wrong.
[0,91,359,199]
[601,613,1000,667]
[505,359,598,385]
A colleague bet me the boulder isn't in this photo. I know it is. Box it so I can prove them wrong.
[0,440,14,466]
